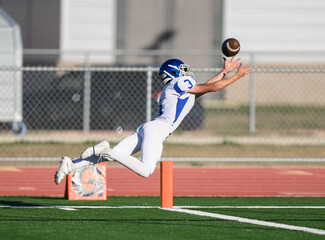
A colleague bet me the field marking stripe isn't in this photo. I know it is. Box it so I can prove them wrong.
[0,206,159,209]
[58,207,78,211]
[1,206,325,209]
[176,206,325,209]
[164,208,325,236]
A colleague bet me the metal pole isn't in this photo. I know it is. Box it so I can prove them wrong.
[249,53,256,134]
[83,52,91,132]
[146,68,152,122]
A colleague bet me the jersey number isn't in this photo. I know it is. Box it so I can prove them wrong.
[184,79,193,89]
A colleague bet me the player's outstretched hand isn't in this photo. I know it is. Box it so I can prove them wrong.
[223,56,241,74]
[235,63,252,78]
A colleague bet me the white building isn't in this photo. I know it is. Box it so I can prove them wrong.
[0,0,324,65]
[0,7,24,134]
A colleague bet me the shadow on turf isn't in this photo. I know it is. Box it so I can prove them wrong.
[0,200,43,207]
[0,196,63,207]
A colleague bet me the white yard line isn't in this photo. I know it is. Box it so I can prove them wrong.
[175,206,325,209]
[0,205,159,209]
[57,207,78,211]
[1,205,325,209]
[164,208,325,236]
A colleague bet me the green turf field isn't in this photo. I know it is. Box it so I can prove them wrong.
[0,196,325,240]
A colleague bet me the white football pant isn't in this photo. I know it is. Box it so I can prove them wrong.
[73,120,171,177]
[110,120,172,177]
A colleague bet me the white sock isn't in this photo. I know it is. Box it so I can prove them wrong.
[109,149,151,178]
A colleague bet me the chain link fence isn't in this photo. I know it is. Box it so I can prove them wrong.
[0,51,325,162]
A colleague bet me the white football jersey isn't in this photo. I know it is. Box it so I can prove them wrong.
[155,76,197,132]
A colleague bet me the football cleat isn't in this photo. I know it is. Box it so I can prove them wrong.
[54,156,73,185]
[99,146,114,162]
[80,140,110,159]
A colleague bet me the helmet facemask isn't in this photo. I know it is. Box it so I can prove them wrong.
[180,64,195,78]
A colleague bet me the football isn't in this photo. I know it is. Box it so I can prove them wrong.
[221,38,240,57]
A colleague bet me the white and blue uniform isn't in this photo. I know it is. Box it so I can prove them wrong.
[111,76,197,177]
[155,76,196,132]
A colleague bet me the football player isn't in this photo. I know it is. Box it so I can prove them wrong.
[54,57,251,184]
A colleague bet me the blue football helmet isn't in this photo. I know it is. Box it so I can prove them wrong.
[159,58,190,84]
